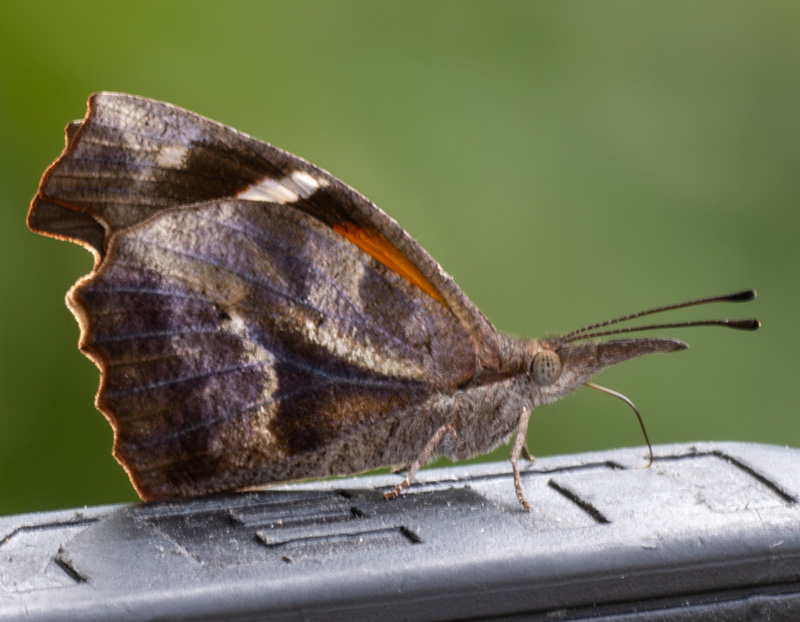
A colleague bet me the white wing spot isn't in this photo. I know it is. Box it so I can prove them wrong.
[236,170,326,204]
[155,144,190,168]
[237,178,299,203]
[289,171,322,197]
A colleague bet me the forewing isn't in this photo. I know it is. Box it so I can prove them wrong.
[29,92,499,368]
[69,198,476,499]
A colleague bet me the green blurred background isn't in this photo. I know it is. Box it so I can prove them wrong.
[1,1,797,515]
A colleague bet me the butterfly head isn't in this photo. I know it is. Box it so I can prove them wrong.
[528,337,686,404]
[525,289,759,403]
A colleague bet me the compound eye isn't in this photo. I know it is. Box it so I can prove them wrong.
[531,349,562,386]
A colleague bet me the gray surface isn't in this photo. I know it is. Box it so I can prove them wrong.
[1,442,799,621]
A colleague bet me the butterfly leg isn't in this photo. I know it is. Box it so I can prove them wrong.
[383,423,455,501]
[522,441,536,464]
[510,408,532,510]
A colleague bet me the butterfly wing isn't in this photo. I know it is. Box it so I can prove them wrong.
[30,93,499,367]
[29,93,499,499]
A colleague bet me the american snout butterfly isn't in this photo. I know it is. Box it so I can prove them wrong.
[29,93,759,509]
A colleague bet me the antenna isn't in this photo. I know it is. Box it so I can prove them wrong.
[561,290,759,343]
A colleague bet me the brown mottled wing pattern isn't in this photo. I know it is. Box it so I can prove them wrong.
[29,93,500,500]
[30,92,499,368]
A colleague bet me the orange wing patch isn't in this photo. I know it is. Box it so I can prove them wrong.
[333,222,448,307]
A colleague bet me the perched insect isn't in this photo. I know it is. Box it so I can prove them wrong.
[29,93,759,509]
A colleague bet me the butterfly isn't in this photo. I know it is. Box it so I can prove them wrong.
[28,93,759,509]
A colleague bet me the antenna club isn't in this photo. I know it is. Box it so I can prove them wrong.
[729,289,757,302]
[729,318,761,330]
